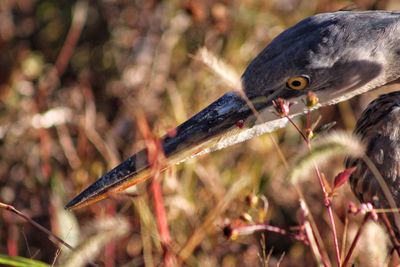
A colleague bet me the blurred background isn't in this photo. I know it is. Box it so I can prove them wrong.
[1,0,400,266]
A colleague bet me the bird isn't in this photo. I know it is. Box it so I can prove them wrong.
[346,91,400,241]
[65,10,400,210]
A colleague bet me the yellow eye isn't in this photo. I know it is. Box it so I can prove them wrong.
[286,75,310,90]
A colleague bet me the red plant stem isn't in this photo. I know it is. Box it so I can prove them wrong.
[39,128,52,180]
[287,115,341,266]
[297,189,330,267]
[306,111,311,130]
[380,213,400,256]
[151,179,170,245]
[326,199,341,265]
[151,179,176,267]
[136,113,176,266]
[309,223,330,267]
[105,203,116,267]
[55,1,88,76]
[6,225,17,256]
[341,213,370,267]
[309,141,341,266]
[287,117,308,141]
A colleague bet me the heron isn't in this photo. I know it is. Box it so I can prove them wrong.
[65,10,400,210]
[346,91,400,241]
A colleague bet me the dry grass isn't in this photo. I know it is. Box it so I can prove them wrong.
[0,0,399,266]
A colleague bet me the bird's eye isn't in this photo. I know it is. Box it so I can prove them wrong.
[286,75,310,90]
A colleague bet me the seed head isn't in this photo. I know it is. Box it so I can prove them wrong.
[272,98,291,117]
[305,91,319,108]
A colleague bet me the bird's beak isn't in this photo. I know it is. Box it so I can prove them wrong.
[65,91,271,210]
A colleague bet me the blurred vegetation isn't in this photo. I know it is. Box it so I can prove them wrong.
[1,0,400,266]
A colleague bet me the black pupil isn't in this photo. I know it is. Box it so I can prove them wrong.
[291,80,302,87]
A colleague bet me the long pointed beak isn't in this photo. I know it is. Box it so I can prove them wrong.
[65,91,267,210]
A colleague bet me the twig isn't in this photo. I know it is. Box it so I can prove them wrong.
[56,124,82,169]
[82,86,120,167]
[55,0,88,76]
[52,247,62,267]
[380,213,400,256]
[104,203,116,267]
[22,230,31,257]
[341,213,370,267]
[325,198,341,266]
[260,234,268,267]
[0,202,74,251]
[277,251,286,267]
[286,115,341,266]
[340,215,349,263]
[297,192,330,267]
[136,114,176,267]
[287,117,308,142]
[309,155,341,266]
[150,180,176,267]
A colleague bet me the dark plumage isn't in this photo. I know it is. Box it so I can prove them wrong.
[346,91,400,239]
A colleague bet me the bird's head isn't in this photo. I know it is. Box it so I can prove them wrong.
[243,11,400,114]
